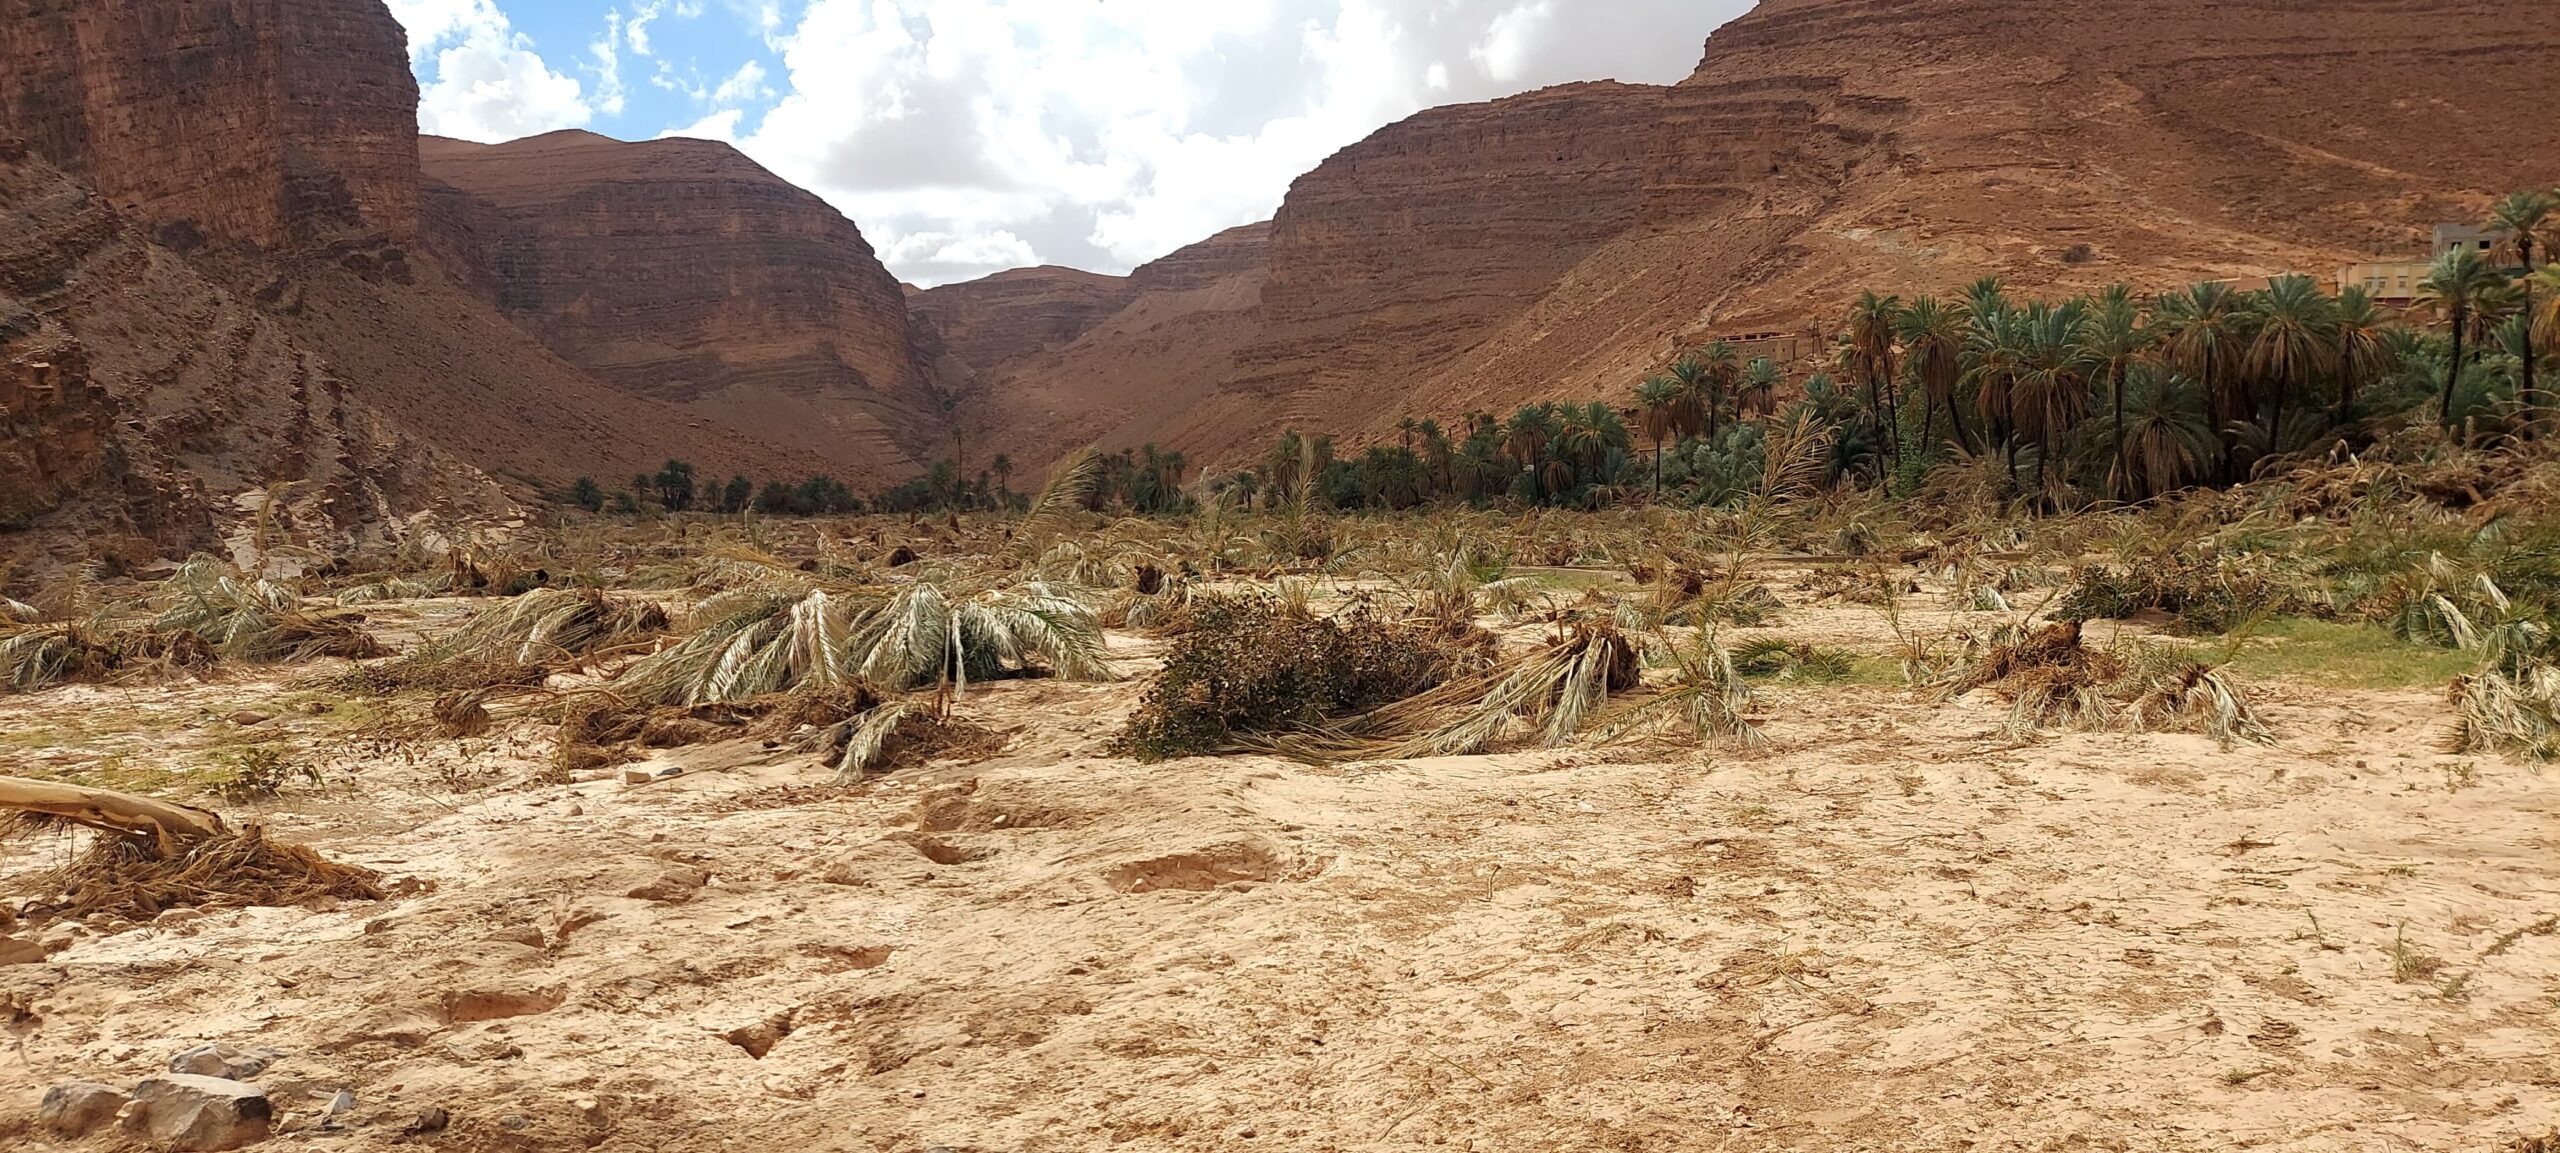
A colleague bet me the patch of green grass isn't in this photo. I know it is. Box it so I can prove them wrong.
[2218,619,2475,690]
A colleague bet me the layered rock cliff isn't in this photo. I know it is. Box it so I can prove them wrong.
[419,131,953,480]
[963,0,2560,475]
[0,141,498,559]
[0,0,942,557]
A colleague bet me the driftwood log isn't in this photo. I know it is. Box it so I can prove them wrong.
[0,775,227,854]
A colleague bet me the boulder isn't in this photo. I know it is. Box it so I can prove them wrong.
[122,1075,273,1151]
[38,1081,126,1136]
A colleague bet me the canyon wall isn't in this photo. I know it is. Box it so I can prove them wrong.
[958,0,2560,476]
[420,131,952,480]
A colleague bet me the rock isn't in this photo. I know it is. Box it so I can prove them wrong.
[0,932,55,965]
[169,1042,280,1079]
[488,925,546,948]
[300,701,333,715]
[318,1087,355,1129]
[122,1075,273,1151]
[720,1009,797,1059]
[441,980,566,1024]
[39,1082,126,1137]
[404,1106,450,1136]
[227,710,273,727]
[624,864,710,903]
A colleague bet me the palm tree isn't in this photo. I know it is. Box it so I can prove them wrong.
[2102,367,2218,499]
[1397,416,1418,455]
[1669,353,1715,440]
[1704,342,1741,426]
[989,453,1014,505]
[2489,191,2555,426]
[2418,247,2512,430]
[2332,287,2394,426]
[2083,285,2146,500]
[1635,377,1679,494]
[1847,291,1905,463]
[2243,274,2339,455]
[1742,357,1781,419]
[2008,301,2095,506]
[1963,304,2026,486]
[1896,295,1969,454]
[2151,281,2256,480]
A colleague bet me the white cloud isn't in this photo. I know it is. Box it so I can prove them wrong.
[390,0,592,142]
[729,0,1746,285]
[589,11,628,116]
[661,108,745,143]
[710,60,771,107]
[1470,2,1553,83]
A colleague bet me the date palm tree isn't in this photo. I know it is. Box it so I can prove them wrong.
[2243,274,2339,455]
[1669,352,1715,440]
[2489,191,2555,427]
[2150,281,2255,480]
[2083,284,2147,500]
[1896,295,1969,454]
[2009,301,2095,506]
[2103,367,2218,500]
[2419,248,2512,430]
[2331,286,2393,426]
[1635,377,1679,494]
[1742,357,1781,419]
[1847,291,1905,464]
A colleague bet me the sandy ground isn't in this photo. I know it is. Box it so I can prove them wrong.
[4,604,2559,1152]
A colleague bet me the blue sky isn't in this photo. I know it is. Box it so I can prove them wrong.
[387,1,1747,285]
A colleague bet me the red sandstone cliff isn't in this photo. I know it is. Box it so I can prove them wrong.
[420,131,952,480]
[0,0,939,559]
[962,0,2560,476]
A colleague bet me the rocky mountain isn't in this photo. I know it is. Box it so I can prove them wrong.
[420,132,950,479]
[951,0,2560,476]
[0,0,949,561]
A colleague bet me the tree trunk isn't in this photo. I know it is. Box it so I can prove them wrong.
[2523,239,2540,436]
[0,776,227,855]
[1651,438,1663,496]
[1946,394,1973,455]
[2441,312,2466,430]
[2267,374,2288,460]
[2111,363,2129,503]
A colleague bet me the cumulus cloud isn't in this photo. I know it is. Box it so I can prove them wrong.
[389,0,592,142]
[730,0,1746,285]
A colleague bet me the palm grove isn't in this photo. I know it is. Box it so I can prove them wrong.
[1225,191,2560,514]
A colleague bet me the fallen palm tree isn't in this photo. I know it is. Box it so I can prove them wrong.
[0,776,382,923]
[1935,620,2275,746]
[2,620,217,693]
[358,587,669,694]
[154,556,381,663]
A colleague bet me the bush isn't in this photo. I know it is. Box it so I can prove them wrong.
[1114,595,1465,760]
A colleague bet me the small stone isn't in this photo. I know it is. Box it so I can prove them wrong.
[488,925,547,948]
[227,710,273,727]
[39,1082,126,1136]
[624,864,710,903]
[564,804,584,816]
[404,1107,450,1136]
[300,701,334,715]
[499,1113,533,1131]
[122,1075,273,1151]
[169,1042,280,1080]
